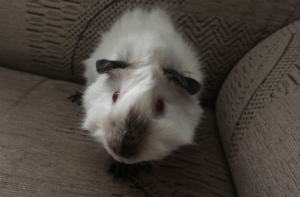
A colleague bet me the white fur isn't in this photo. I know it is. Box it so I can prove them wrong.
[82,8,204,164]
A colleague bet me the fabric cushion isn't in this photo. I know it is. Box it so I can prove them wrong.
[2,1,300,106]
[216,19,300,196]
[0,67,236,197]
[0,67,47,116]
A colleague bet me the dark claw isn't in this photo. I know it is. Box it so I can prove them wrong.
[108,161,152,180]
[68,92,83,105]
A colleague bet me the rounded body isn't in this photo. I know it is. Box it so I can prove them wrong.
[82,8,203,164]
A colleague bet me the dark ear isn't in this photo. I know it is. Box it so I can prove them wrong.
[96,59,127,74]
[164,69,201,95]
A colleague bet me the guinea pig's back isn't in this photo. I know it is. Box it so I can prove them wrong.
[84,8,202,87]
[112,8,175,37]
[83,8,176,85]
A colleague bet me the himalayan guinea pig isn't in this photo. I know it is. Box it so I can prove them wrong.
[82,8,204,164]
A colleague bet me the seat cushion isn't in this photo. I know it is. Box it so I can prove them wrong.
[216,19,300,196]
[0,67,47,115]
[0,67,236,197]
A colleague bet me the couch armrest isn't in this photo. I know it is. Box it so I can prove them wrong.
[216,19,300,196]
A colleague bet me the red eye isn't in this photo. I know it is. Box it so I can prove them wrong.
[112,91,119,103]
[155,98,165,116]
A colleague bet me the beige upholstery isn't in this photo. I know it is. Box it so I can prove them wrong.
[0,67,235,197]
[0,67,46,115]
[1,0,300,105]
[216,19,300,197]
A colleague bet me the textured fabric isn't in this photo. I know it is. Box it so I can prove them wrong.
[0,67,47,115]
[0,67,236,197]
[1,1,300,105]
[216,19,300,196]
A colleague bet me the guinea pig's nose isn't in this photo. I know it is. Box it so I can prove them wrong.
[109,143,138,159]
[118,146,137,158]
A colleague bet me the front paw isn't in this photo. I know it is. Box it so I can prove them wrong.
[68,92,83,105]
[108,161,152,180]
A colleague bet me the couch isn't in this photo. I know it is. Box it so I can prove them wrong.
[1,0,300,197]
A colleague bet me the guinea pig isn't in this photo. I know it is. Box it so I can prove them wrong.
[82,8,204,164]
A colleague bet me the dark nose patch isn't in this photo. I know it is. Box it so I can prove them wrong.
[119,135,139,158]
[112,109,150,159]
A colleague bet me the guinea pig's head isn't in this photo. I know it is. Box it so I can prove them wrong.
[82,59,203,164]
